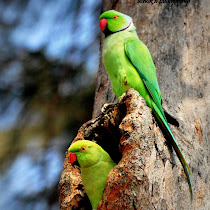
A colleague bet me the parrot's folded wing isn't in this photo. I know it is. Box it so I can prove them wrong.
[124,37,165,119]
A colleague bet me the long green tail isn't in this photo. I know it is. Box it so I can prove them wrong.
[152,102,193,200]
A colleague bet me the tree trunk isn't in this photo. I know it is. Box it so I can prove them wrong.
[59,0,209,209]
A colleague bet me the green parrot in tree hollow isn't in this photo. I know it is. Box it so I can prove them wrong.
[68,140,116,209]
[99,10,192,199]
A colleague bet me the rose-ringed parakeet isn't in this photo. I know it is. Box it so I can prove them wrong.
[99,10,192,199]
[68,140,116,209]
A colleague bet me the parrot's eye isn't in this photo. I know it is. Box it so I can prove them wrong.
[81,146,87,152]
[113,16,118,20]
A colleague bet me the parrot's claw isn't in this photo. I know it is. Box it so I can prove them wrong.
[101,102,117,113]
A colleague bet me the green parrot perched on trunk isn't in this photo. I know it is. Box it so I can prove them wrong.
[99,10,192,199]
[68,140,116,209]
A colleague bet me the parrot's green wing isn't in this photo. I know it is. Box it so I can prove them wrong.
[124,37,165,119]
[124,37,193,200]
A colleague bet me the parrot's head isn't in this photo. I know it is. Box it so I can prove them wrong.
[99,10,133,37]
[68,140,103,168]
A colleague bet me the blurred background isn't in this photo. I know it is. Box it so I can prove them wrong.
[0,0,101,209]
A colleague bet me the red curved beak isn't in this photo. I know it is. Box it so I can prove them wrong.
[100,18,107,31]
[69,153,77,165]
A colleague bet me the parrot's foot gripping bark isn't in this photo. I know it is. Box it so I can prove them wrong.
[101,102,118,113]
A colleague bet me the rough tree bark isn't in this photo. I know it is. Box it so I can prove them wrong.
[59,0,209,209]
